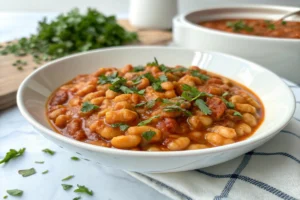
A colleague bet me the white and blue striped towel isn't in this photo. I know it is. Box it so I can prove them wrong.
[128,79,300,200]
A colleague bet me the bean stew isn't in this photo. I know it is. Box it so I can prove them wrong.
[47,59,264,151]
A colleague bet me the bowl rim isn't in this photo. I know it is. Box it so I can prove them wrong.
[17,46,296,157]
[177,4,300,42]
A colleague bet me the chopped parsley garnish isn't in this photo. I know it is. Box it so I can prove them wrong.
[18,168,36,177]
[181,84,212,101]
[171,67,188,72]
[108,77,127,92]
[226,20,253,32]
[35,161,44,164]
[3,195,7,199]
[138,115,160,126]
[71,157,80,161]
[222,92,229,97]
[233,111,243,117]
[163,105,192,116]
[62,184,73,191]
[135,102,147,107]
[159,74,168,82]
[0,148,25,164]
[158,64,171,73]
[119,85,145,95]
[147,57,159,66]
[132,65,145,72]
[221,97,235,109]
[62,175,74,181]
[73,197,81,200]
[142,130,156,141]
[98,71,118,84]
[81,102,99,113]
[142,73,164,92]
[190,70,210,80]
[6,189,23,197]
[42,148,55,155]
[265,20,275,30]
[111,123,130,131]
[74,185,93,196]
[281,21,287,25]
[145,100,156,108]
[42,170,49,174]
[195,99,212,115]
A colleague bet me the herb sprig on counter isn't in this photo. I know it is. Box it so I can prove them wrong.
[0,148,26,164]
[0,8,138,67]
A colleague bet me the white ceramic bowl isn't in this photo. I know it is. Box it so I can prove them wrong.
[17,47,295,173]
[173,5,300,84]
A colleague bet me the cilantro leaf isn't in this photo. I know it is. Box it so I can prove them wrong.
[158,64,171,73]
[195,99,212,115]
[221,97,235,109]
[222,92,229,97]
[111,123,130,131]
[190,70,210,80]
[138,115,160,126]
[3,195,7,199]
[0,148,26,164]
[147,57,159,66]
[62,184,73,191]
[265,20,275,30]
[132,66,145,72]
[42,170,49,174]
[42,148,55,155]
[108,77,127,92]
[181,84,212,101]
[142,72,163,91]
[81,102,99,113]
[71,157,80,161]
[62,175,74,181]
[226,20,253,32]
[171,67,188,72]
[145,100,156,108]
[18,168,36,177]
[7,189,23,196]
[73,197,81,200]
[74,185,93,196]
[281,21,287,25]
[163,105,192,116]
[142,130,156,141]
[135,102,147,107]
[233,111,243,117]
[35,161,44,164]
[159,74,168,82]
[119,86,145,95]
[98,72,118,84]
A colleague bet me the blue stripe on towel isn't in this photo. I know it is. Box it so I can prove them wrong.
[196,170,297,200]
[252,152,300,164]
[137,173,193,200]
[214,151,253,200]
[281,130,300,139]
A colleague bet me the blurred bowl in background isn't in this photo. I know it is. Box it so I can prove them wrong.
[173,5,300,83]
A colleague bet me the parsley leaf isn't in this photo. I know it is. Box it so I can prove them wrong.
[62,184,73,191]
[18,168,36,177]
[163,105,192,116]
[145,100,156,108]
[226,20,253,32]
[42,148,55,155]
[71,157,80,161]
[195,99,212,115]
[158,64,171,73]
[62,175,74,181]
[3,195,7,199]
[142,130,156,141]
[35,161,44,164]
[138,115,160,126]
[111,123,130,131]
[74,185,93,196]
[98,72,118,84]
[265,20,275,30]
[132,66,145,72]
[119,85,145,95]
[42,170,49,174]
[281,21,287,25]
[233,111,243,117]
[159,74,168,82]
[73,197,81,200]
[181,84,212,101]
[81,102,99,112]
[0,148,26,164]
[222,92,229,97]
[142,72,164,91]
[221,97,235,109]
[171,67,188,72]
[147,57,159,66]
[135,102,147,107]
[108,77,127,92]
[7,189,23,196]
[190,70,210,80]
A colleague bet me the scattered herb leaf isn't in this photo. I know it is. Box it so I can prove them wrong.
[221,97,235,109]
[281,21,287,25]
[73,197,81,200]
[111,123,130,131]
[145,100,156,109]
[81,102,99,112]
[222,92,229,97]
[62,184,73,191]
[181,84,212,101]
[142,130,156,141]
[35,161,44,164]
[42,170,49,174]
[74,185,93,196]
[42,148,55,155]
[18,168,36,177]
[71,157,80,161]
[195,99,212,115]
[98,72,118,84]
[233,111,243,117]
[138,115,160,126]
[3,195,7,199]
[0,148,26,164]
[62,175,74,181]
[6,189,23,197]
[132,66,144,72]
[135,102,147,107]
[163,105,192,116]
[108,77,127,92]
[190,70,210,80]
[226,20,253,32]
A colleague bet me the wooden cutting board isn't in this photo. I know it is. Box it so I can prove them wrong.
[0,20,172,110]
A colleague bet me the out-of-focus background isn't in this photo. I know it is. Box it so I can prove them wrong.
[1,0,300,13]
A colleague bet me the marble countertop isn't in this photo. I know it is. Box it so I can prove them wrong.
[0,12,170,200]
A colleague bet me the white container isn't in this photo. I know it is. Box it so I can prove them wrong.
[129,0,177,29]
[173,5,300,83]
[17,46,295,172]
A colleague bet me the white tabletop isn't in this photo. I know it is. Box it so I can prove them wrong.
[0,12,170,200]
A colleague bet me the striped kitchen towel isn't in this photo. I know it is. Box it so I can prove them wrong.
[127,79,300,200]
